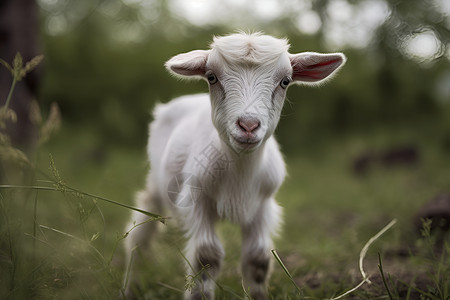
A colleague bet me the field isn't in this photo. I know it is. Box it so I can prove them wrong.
[1,0,449,298]
[1,122,449,299]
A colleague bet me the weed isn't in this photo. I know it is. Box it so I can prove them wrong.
[376,219,449,300]
[272,219,397,300]
[0,53,164,299]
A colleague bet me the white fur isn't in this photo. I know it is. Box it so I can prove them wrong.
[125,32,346,299]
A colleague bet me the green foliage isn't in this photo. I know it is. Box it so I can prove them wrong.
[37,0,450,149]
[0,52,163,299]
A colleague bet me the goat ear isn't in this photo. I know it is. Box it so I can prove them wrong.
[289,52,346,85]
[165,50,210,78]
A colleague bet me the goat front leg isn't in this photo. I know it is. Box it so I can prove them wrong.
[183,209,224,300]
[241,199,282,300]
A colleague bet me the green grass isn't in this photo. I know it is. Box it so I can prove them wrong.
[1,124,449,299]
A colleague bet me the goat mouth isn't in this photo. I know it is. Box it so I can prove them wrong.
[232,136,261,148]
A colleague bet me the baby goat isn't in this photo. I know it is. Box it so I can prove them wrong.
[124,32,346,299]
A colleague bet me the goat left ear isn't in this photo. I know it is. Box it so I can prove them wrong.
[165,50,210,78]
[289,52,346,85]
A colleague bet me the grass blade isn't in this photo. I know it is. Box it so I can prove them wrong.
[271,249,303,297]
[39,224,106,264]
[330,219,397,300]
[359,219,398,283]
[0,184,166,222]
[378,253,395,300]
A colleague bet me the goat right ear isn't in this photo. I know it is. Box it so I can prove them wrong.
[165,50,210,78]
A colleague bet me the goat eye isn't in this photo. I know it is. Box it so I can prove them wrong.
[280,76,292,89]
[206,73,218,85]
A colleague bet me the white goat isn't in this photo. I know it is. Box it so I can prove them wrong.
[124,32,346,299]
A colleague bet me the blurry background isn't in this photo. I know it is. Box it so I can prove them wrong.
[1,0,449,299]
[35,0,450,151]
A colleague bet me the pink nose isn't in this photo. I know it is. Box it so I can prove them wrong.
[237,116,260,134]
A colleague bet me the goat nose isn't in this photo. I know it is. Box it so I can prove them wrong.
[237,116,260,133]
